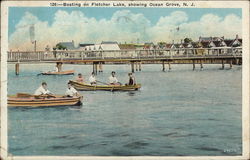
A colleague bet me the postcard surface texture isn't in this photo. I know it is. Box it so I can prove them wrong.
[0,1,249,160]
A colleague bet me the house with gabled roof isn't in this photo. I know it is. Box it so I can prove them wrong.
[165,43,176,49]
[231,35,242,47]
[198,36,224,42]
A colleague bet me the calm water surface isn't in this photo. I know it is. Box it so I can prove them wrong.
[8,63,242,156]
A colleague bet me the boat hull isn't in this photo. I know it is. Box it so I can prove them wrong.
[8,96,82,107]
[41,70,75,75]
[69,80,141,91]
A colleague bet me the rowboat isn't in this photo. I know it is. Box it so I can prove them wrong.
[8,93,82,107]
[69,80,141,91]
[41,70,75,75]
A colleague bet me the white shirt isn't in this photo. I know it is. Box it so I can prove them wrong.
[65,87,77,97]
[54,66,59,72]
[89,75,96,83]
[109,76,118,84]
[34,86,51,95]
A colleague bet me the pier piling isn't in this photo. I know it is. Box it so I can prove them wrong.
[200,60,203,70]
[229,60,233,69]
[99,62,103,72]
[95,63,98,74]
[192,60,195,70]
[93,63,98,74]
[139,61,142,71]
[162,61,165,71]
[168,62,171,71]
[236,59,239,65]
[222,60,225,69]
[131,62,135,73]
[15,63,20,75]
[136,62,138,71]
[92,63,95,74]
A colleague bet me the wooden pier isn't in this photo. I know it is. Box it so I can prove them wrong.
[7,47,242,74]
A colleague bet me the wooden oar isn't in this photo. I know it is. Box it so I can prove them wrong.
[17,93,33,98]
[37,71,46,76]
[16,93,56,98]
[96,80,109,85]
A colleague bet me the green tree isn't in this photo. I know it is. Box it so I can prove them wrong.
[56,43,67,50]
[184,38,193,43]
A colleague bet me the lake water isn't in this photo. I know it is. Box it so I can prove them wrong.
[8,63,242,156]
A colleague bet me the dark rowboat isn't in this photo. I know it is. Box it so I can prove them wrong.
[69,80,141,91]
[8,93,82,107]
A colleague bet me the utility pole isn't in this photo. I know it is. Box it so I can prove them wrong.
[34,40,37,52]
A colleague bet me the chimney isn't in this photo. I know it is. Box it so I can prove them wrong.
[222,36,224,40]
[181,39,183,44]
[172,40,174,44]
[236,34,239,39]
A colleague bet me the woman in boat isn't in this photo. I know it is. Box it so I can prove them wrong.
[34,82,54,98]
[109,71,121,85]
[76,73,84,83]
[126,73,136,85]
[89,72,97,85]
[65,82,80,97]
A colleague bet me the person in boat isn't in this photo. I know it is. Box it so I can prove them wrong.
[126,73,136,85]
[89,72,97,85]
[34,82,54,98]
[65,82,80,97]
[53,64,59,72]
[109,71,121,85]
[76,73,84,83]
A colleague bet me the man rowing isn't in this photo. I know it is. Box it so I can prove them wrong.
[109,71,121,85]
[34,82,54,98]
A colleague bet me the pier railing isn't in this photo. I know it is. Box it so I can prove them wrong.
[7,47,242,62]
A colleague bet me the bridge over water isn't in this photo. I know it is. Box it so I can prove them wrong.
[7,47,242,74]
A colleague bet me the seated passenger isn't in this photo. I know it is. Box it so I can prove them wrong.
[89,72,97,85]
[76,73,84,83]
[126,73,136,85]
[109,71,121,85]
[65,82,79,97]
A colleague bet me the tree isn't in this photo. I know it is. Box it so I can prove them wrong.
[56,43,67,50]
[184,38,193,43]
[157,42,167,48]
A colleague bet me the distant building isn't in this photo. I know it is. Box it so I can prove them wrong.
[119,44,136,50]
[198,36,224,42]
[143,42,154,50]
[79,41,121,57]
[100,41,120,50]
[231,35,242,47]
[56,40,77,50]
[78,43,94,50]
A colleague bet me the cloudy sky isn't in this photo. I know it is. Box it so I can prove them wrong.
[9,7,242,50]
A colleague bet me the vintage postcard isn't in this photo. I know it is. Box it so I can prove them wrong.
[0,0,249,160]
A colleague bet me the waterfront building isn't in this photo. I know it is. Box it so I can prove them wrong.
[56,40,77,50]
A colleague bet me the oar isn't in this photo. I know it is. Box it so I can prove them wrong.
[17,93,33,98]
[17,93,56,98]
[37,71,45,76]
[96,80,109,85]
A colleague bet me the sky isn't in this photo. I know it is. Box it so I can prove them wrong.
[8,7,242,50]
